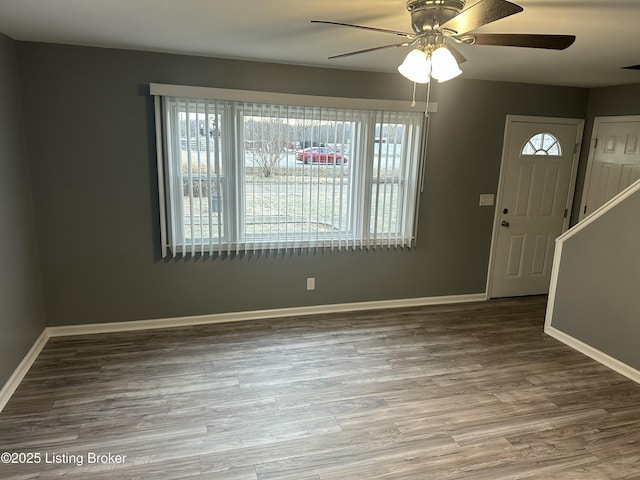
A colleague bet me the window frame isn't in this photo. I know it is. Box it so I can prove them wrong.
[152,83,430,257]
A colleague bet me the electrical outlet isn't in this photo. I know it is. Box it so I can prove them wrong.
[306,277,315,291]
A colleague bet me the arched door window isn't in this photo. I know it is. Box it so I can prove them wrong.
[522,133,562,156]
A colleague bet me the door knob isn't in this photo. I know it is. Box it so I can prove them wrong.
[501,220,510,227]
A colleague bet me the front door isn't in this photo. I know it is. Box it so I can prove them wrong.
[489,116,583,298]
[580,116,640,220]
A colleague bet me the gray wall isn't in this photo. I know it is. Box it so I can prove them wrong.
[571,84,640,224]
[558,83,640,367]
[551,188,640,370]
[16,42,588,326]
[0,34,46,385]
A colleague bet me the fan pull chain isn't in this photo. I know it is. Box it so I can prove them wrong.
[411,82,417,107]
[425,79,432,117]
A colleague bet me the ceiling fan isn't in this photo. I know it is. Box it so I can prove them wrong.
[312,0,576,83]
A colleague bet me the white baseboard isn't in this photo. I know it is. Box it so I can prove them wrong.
[0,293,486,413]
[545,325,640,385]
[0,329,50,413]
[47,293,488,337]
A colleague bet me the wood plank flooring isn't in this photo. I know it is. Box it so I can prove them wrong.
[1,296,640,479]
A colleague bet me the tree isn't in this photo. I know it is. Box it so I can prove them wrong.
[244,117,288,177]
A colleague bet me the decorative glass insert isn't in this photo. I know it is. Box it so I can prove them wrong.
[522,133,562,156]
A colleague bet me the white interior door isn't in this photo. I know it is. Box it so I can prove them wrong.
[580,117,640,220]
[489,117,583,298]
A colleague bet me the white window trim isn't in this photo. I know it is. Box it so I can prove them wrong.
[150,83,435,113]
[152,84,431,257]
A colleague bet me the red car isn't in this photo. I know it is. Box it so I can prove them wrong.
[296,147,348,164]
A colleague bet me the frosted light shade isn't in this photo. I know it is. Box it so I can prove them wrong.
[431,46,462,82]
[398,49,431,84]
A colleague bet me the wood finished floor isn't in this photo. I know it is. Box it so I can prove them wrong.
[1,296,640,479]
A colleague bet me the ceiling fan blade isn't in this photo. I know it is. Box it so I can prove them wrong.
[464,33,576,50]
[440,0,523,36]
[328,42,412,59]
[311,20,414,38]
[446,44,467,64]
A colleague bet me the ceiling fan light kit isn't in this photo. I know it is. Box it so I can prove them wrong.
[398,43,462,84]
[398,49,432,84]
[430,45,463,81]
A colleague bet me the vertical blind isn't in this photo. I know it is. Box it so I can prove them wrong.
[155,89,425,256]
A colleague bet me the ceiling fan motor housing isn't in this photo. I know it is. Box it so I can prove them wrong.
[406,0,465,33]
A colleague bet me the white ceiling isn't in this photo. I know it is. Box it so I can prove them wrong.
[1,0,639,88]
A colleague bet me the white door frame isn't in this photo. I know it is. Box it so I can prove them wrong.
[578,115,640,221]
[485,115,584,299]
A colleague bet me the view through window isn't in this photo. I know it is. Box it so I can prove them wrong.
[158,93,424,256]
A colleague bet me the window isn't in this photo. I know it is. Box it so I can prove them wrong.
[522,133,562,156]
[152,85,426,256]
